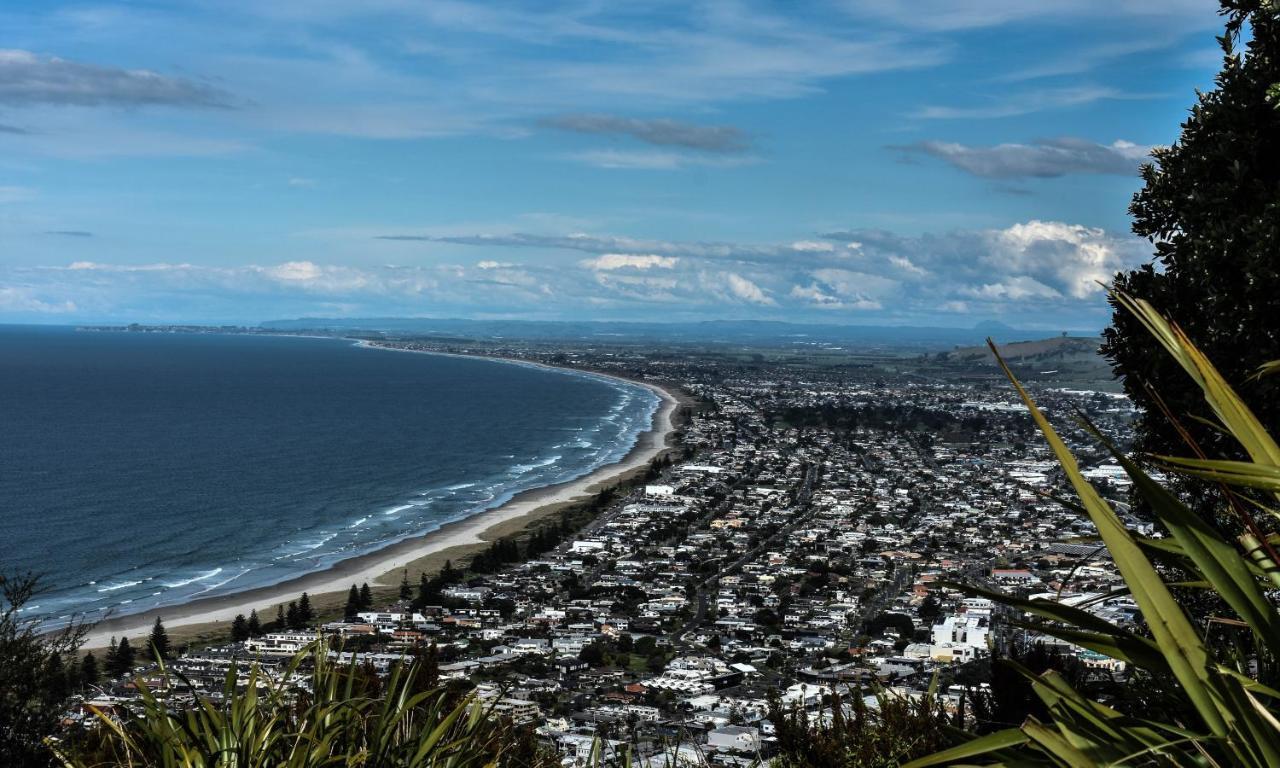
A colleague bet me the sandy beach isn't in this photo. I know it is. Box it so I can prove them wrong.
[80,351,680,650]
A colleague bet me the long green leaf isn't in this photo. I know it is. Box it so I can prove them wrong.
[988,339,1227,736]
[900,727,1030,768]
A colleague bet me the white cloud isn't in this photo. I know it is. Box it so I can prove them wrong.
[822,218,1145,305]
[991,220,1125,298]
[725,272,775,305]
[263,260,324,282]
[579,254,679,271]
[64,261,194,272]
[888,255,927,277]
[963,276,1062,301]
[789,282,881,310]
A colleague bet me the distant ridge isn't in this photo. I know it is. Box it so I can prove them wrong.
[260,316,1096,349]
[947,335,1103,364]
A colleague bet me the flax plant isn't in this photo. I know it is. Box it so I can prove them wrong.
[908,292,1280,767]
[56,640,551,768]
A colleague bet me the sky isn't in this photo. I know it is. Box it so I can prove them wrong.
[0,1,1230,329]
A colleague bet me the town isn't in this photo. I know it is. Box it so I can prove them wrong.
[69,340,1138,766]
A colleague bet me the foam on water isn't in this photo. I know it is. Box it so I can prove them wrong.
[162,567,224,589]
[97,580,142,593]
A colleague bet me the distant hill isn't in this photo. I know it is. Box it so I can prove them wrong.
[947,335,1102,365]
[260,316,1095,351]
[937,335,1116,389]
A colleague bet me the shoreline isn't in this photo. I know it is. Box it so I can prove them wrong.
[79,349,681,650]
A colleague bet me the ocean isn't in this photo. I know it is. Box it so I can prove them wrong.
[0,326,659,626]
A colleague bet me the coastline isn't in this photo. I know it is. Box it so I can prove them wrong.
[79,350,681,650]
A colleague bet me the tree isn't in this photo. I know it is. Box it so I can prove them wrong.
[439,561,459,584]
[866,611,914,639]
[1,570,88,766]
[399,570,412,600]
[415,573,434,609]
[579,642,606,667]
[285,601,300,631]
[110,637,135,677]
[104,637,118,674]
[298,593,314,626]
[149,617,171,659]
[42,653,72,705]
[918,594,943,625]
[345,584,361,621]
[80,651,100,688]
[247,609,262,637]
[359,582,373,609]
[1102,0,1280,524]
[275,604,286,630]
[231,614,250,643]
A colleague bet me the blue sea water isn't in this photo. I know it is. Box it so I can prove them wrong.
[0,326,658,626]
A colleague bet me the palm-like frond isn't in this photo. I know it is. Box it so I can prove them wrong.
[907,292,1280,767]
[56,640,545,768]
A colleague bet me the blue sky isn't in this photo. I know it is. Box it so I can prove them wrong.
[0,0,1227,329]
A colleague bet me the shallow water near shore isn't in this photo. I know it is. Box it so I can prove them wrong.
[0,326,658,627]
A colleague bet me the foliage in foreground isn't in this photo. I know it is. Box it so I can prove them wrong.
[0,571,88,768]
[907,293,1280,766]
[769,684,954,768]
[58,641,553,768]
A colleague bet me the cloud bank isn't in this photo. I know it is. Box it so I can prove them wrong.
[896,137,1151,178]
[2,219,1143,325]
[542,114,749,153]
[3,218,1146,327]
[0,49,233,108]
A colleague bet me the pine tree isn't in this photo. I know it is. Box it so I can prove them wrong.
[80,652,99,688]
[149,617,171,659]
[345,584,362,621]
[359,582,373,608]
[231,614,250,642]
[42,653,70,703]
[399,570,412,600]
[105,637,118,676]
[298,592,314,626]
[114,637,135,675]
[275,604,286,630]
[440,560,458,584]
[413,572,435,610]
[285,601,300,630]
[247,609,262,636]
